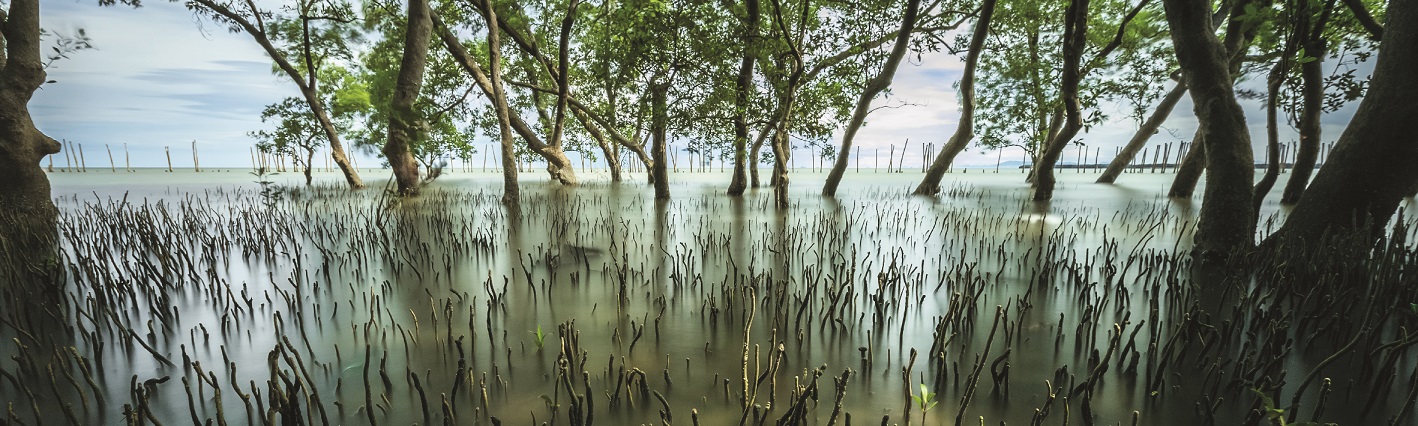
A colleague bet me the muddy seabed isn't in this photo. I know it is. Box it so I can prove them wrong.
[4,169,1418,425]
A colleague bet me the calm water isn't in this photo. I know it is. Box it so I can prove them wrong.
[5,167,1416,425]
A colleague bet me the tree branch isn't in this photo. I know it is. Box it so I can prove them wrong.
[1339,0,1383,39]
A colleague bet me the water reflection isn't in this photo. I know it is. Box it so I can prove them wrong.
[4,170,1413,425]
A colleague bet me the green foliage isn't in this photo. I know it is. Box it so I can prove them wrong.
[912,383,939,413]
[357,2,477,169]
[1250,388,1337,426]
[531,324,547,349]
[250,167,281,207]
[250,66,369,169]
[975,0,1173,159]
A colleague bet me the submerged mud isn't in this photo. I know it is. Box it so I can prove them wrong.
[4,170,1418,425]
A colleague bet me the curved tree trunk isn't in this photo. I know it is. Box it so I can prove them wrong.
[1252,63,1284,214]
[650,82,671,200]
[1097,82,1188,184]
[0,0,61,223]
[1264,0,1418,252]
[1163,0,1257,256]
[1030,0,1089,201]
[749,120,773,188]
[1252,24,1300,212]
[728,0,760,196]
[1168,131,1206,197]
[432,12,578,187]
[914,0,995,195]
[539,147,580,185]
[535,0,582,187]
[1167,0,1260,198]
[1279,0,1336,204]
[479,0,519,205]
[823,0,921,197]
[304,148,315,186]
[384,0,432,196]
[574,108,622,181]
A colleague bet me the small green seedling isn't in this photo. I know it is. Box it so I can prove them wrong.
[912,383,939,424]
[1251,388,1335,426]
[531,324,547,350]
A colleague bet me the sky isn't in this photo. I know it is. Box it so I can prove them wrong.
[32,0,1364,170]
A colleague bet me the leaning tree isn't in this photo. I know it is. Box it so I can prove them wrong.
[1264,0,1416,254]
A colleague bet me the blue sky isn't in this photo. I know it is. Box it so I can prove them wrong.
[33,0,1361,169]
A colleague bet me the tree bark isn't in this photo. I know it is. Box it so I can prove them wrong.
[1163,0,1257,255]
[0,0,60,222]
[728,0,760,196]
[479,0,519,204]
[651,82,671,200]
[1252,15,1301,212]
[304,147,315,186]
[1167,0,1261,197]
[1279,0,1337,204]
[383,0,432,196]
[1030,0,1090,201]
[823,0,921,197]
[1168,133,1206,196]
[430,13,578,187]
[1097,82,1189,184]
[1251,61,1285,213]
[572,107,622,181]
[768,0,808,209]
[1265,0,1418,252]
[543,0,581,186]
[749,113,776,188]
[913,0,995,195]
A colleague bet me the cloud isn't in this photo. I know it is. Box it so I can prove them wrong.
[31,0,382,167]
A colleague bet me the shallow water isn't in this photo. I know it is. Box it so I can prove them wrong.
[5,167,1418,425]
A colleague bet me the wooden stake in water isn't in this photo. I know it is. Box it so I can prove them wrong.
[125,143,131,172]
[63,140,73,172]
[79,143,88,172]
[922,143,928,173]
[1075,144,1083,173]
[1175,143,1186,173]
[192,140,201,172]
[899,139,909,173]
[1160,143,1170,173]
[855,146,860,173]
[887,145,895,174]
[995,149,1003,173]
[47,152,53,172]
[106,144,115,172]
[165,146,173,172]
[1151,146,1161,173]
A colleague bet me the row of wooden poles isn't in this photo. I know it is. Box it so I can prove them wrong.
[446,139,1338,175]
[250,147,362,173]
[47,139,1338,174]
[47,140,201,173]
